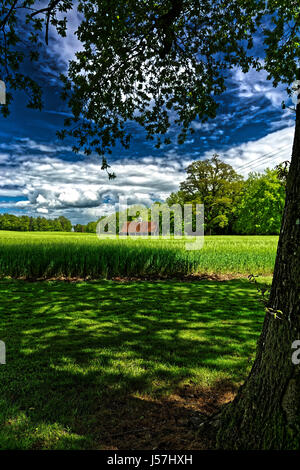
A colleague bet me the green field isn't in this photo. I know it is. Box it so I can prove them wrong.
[0,231,275,449]
[0,231,278,279]
[0,278,269,450]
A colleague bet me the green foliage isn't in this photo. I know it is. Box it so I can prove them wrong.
[73,223,86,233]
[167,154,244,234]
[0,213,72,232]
[248,273,284,320]
[167,160,286,235]
[262,0,300,89]
[62,0,259,154]
[2,2,298,157]
[58,215,72,232]
[0,0,73,117]
[0,277,267,448]
[0,231,277,278]
[74,217,110,233]
[85,221,97,233]
[233,169,286,235]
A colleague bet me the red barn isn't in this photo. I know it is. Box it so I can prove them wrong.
[119,221,158,236]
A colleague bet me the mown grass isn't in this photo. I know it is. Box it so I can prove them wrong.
[0,231,278,278]
[0,277,271,449]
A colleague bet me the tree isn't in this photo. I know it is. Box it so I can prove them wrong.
[167,154,244,234]
[36,216,51,231]
[57,216,72,232]
[51,218,63,231]
[0,214,17,230]
[0,213,73,231]
[30,216,40,231]
[0,0,261,176]
[0,213,30,230]
[217,94,300,450]
[234,169,286,235]
[73,223,86,233]
[1,0,300,449]
[86,221,97,233]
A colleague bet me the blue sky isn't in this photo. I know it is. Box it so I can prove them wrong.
[0,8,296,224]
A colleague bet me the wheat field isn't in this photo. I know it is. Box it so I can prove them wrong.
[0,231,278,279]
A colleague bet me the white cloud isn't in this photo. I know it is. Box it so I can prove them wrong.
[37,208,49,214]
[0,188,23,197]
[36,194,47,205]
[233,68,288,107]
[0,150,187,222]
[0,153,9,163]
[16,200,30,207]
[0,138,71,155]
[48,6,83,71]
[204,126,294,176]
[1,125,295,223]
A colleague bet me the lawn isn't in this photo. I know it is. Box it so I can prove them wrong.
[0,231,278,278]
[0,277,271,450]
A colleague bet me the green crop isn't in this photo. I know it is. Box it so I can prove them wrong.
[0,231,278,279]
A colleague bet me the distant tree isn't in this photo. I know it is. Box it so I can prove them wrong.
[30,217,39,231]
[36,217,51,231]
[0,214,94,233]
[166,191,186,208]
[0,213,20,231]
[29,217,35,231]
[58,216,72,232]
[51,218,63,231]
[86,221,97,233]
[18,215,29,231]
[168,154,244,234]
[234,169,285,235]
[73,223,86,233]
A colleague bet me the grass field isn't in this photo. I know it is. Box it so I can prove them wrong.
[0,231,278,279]
[0,277,270,450]
[0,231,275,449]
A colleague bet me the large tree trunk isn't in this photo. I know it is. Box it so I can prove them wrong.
[216,92,300,449]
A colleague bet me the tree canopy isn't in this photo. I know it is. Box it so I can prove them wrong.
[69,160,285,236]
[0,213,72,232]
[234,168,286,234]
[167,154,244,234]
[1,1,299,175]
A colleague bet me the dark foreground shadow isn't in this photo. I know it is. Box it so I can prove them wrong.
[0,278,266,449]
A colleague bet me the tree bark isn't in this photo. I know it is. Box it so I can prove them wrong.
[216,89,300,449]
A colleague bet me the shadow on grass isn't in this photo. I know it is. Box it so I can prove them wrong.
[0,278,267,449]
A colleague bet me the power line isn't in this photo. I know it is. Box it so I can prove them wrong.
[235,144,291,172]
[240,149,289,171]
[239,149,290,172]
[242,150,289,173]
[236,144,290,170]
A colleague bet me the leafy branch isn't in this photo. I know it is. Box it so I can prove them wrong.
[248,274,284,320]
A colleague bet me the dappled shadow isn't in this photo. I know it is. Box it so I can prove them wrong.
[0,278,265,449]
[89,379,237,450]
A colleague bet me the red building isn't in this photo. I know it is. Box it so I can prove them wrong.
[119,221,158,236]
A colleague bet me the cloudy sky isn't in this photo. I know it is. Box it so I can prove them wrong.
[0,8,296,224]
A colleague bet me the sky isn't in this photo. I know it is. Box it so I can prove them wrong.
[0,7,296,224]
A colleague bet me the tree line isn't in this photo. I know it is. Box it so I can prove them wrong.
[0,156,287,235]
[166,154,286,235]
[0,214,72,232]
[79,155,287,236]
